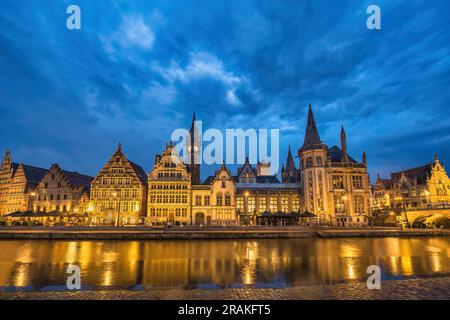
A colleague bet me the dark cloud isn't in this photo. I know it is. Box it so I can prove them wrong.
[0,0,449,182]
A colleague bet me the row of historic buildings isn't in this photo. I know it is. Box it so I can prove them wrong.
[1,106,449,226]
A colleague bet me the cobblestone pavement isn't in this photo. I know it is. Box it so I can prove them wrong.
[1,277,449,300]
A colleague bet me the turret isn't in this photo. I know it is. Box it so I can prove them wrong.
[340,126,349,163]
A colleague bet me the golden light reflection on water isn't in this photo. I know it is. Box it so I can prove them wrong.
[0,237,448,288]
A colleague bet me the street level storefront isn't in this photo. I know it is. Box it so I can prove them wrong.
[1,211,91,226]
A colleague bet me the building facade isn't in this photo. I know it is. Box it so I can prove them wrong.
[90,144,147,225]
[33,163,93,214]
[298,105,371,225]
[371,154,450,212]
[147,144,192,225]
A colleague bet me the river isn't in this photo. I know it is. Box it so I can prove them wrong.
[0,237,448,290]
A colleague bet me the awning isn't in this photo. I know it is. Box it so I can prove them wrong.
[298,211,317,218]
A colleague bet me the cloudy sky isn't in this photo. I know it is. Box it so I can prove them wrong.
[1,0,449,181]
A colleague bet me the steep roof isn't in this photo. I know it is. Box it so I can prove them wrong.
[301,104,322,149]
[21,164,48,184]
[391,164,432,184]
[129,161,148,185]
[328,146,358,163]
[285,145,296,171]
[62,170,93,191]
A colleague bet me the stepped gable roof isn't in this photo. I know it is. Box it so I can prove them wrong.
[391,164,433,184]
[328,146,358,163]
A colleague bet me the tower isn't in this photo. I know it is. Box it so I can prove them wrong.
[298,104,329,215]
[188,112,201,184]
[340,126,350,163]
[282,145,298,183]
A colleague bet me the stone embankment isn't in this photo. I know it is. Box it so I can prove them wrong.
[0,226,448,240]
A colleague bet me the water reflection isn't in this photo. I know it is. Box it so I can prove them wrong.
[0,237,449,290]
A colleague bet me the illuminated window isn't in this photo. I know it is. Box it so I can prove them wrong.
[334,194,346,214]
[270,197,278,212]
[281,197,289,212]
[354,195,364,213]
[292,197,300,212]
[236,197,244,212]
[204,195,210,206]
[258,197,267,213]
[248,197,256,213]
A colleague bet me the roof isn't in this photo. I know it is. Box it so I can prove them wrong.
[256,175,280,184]
[328,146,358,163]
[129,161,148,185]
[376,178,392,189]
[391,164,432,184]
[301,104,323,150]
[62,170,93,191]
[21,164,49,184]
[237,183,301,191]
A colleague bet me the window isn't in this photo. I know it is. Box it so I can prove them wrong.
[281,197,289,212]
[352,176,363,189]
[258,197,267,213]
[306,157,313,168]
[204,196,210,206]
[195,195,202,206]
[248,197,255,213]
[334,194,346,214]
[221,178,226,188]
[354,195,364,213]
[57,182,62,188]
[236,197,244,212]
[216,194,223,206]
[56,194,60,200]
[316,157,323,167]
[292,197,300,212]
[333,175,345,189]
[225,194,231,206]
[270,197,278,212]
[63,194,68,200]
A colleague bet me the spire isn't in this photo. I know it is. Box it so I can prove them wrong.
[302,104,322,148]
[116,142,122,153]
[362,150,367,165]
[340,125,349,163]
[434,153,439,163]
[286,145,296,171]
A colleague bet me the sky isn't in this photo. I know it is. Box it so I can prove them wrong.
[1,0,450,182]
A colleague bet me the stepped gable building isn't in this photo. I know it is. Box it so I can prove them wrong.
[148,143,191,225]
[298,105,371,225]
[90,143,147,225]
[33,163,93,214]
[0,150,19,215]
[372,154,450,211]
[0,149,49,214]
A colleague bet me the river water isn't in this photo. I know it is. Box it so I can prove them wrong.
[0,237,449,290]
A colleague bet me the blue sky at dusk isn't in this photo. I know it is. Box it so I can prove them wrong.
[1,0,450,181]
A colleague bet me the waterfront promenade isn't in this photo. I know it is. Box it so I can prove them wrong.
[0,226,449,240]
[1,276,449,300]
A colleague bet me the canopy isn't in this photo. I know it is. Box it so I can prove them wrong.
[298,211,317,218]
